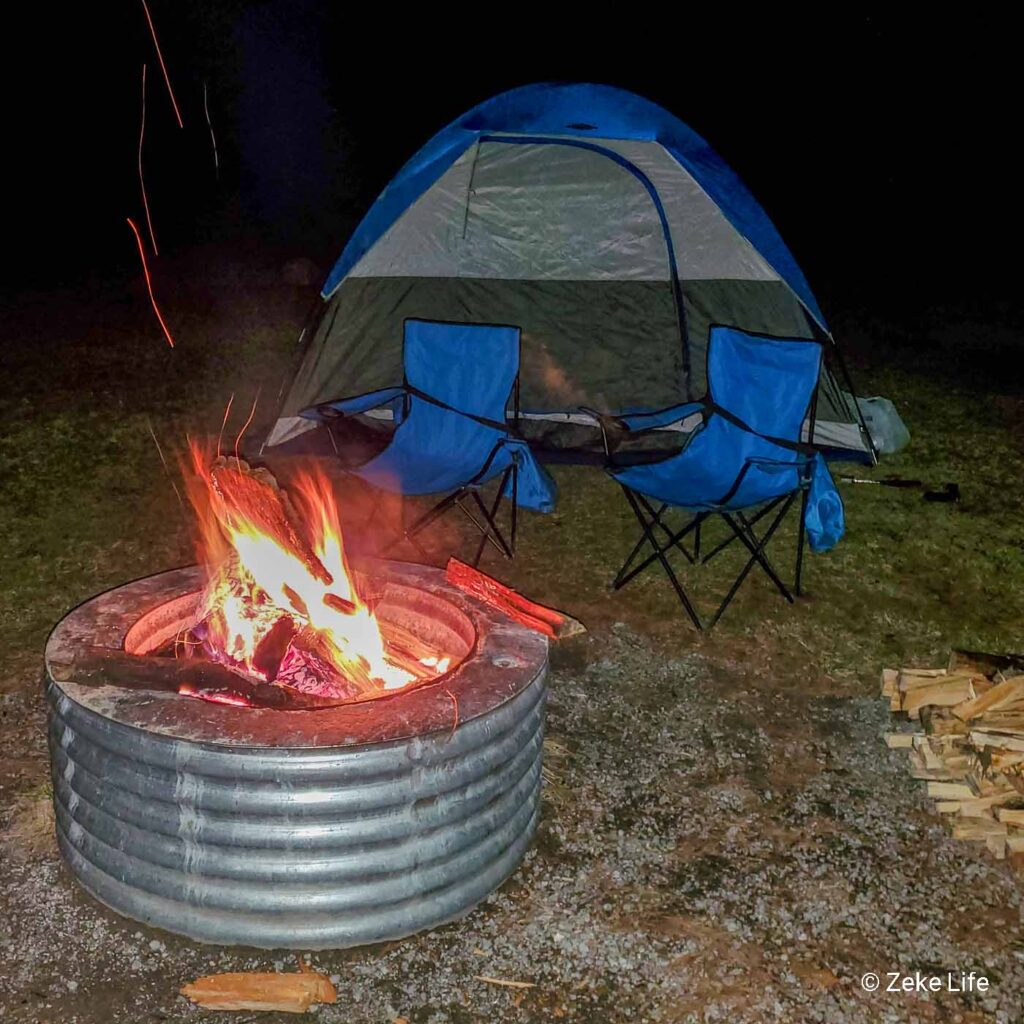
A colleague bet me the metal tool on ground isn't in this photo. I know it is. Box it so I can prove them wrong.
[838,476,960,503]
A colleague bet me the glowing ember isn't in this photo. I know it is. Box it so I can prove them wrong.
[127,217,175,348]
[183,444,444,702]
[177,682,255,708]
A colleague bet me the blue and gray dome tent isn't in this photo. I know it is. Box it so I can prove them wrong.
[265,83,872,462]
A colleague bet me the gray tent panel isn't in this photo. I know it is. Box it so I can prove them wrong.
[348,138,781,285]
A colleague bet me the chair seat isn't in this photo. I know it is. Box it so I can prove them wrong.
[355,418,509,497]
[612,416,801,512]
[350,406,557,514]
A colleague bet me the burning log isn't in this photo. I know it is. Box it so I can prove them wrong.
[323,592,358,615]
[445,558,585,640]
[250,614,297,681]
[182,449,427,700]
[276,626,370,699]
[52,647,339,709]
[209,458,334,585]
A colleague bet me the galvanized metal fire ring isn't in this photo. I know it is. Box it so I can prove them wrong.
[45,561,547,949]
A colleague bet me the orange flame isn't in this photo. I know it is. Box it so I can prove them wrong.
[184,442,415,697]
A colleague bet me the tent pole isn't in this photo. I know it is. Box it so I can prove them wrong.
[825,330,878,465]
[259,296,328,456]
[479,133,692,397]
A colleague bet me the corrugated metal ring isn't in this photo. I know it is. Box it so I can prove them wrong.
[46,563,548,949]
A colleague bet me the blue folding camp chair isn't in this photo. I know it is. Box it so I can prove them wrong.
[307,319,556,565]
[588,326,845,630]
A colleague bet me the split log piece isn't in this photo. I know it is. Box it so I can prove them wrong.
[446,558,585,640]
[953,675,1024,722]
[180,961,336,1013]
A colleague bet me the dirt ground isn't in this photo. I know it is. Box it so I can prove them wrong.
[2,626,1023,1023]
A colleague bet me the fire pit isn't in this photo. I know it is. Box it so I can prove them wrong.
[45,559,547,949]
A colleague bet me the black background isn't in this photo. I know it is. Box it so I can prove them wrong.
[12,6,1020,327]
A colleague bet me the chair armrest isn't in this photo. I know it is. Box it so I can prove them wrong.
[578,402,705,461]
[577,407,627,459]
[617,401,705,432]
[304,386,407,421]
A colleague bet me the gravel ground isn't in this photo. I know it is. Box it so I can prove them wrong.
[2,627,1023,1023]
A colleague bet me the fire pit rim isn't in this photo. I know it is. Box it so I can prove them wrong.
[122,571,479,698]
[46,559,548,749]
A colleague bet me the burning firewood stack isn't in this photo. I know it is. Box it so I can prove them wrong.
[881,650,1024,866]
[162,449,581,710]
[178,450,453,704]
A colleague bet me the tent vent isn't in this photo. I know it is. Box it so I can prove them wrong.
[566,122,597,130]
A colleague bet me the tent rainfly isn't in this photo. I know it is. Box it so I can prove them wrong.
[265,83,873,463]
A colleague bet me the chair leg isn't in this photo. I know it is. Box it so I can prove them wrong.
[637,495,697,565]
[615,512,702,590]
[382,489,464,559]
[471,506,490,568]
[404,490,462,537]
[618,501,702,584]
[708,496,796,628]
[459,492,511,560]
[619,486,703,631]
[732,504,796,602]
[795,485,810,597]
[380,470,519,567]
[700,497,782,565]
[509,461,518,555]
[616,502,668,583]
[469,465,515,566]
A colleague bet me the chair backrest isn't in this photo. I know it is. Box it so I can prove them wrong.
[403,319,520,423]
[707,326,823,441]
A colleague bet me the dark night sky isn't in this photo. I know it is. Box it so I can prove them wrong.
[15,7,1021,322]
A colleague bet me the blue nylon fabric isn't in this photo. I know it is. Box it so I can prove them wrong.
[612,329,845,550]
[708,327,823,437]
[612,416,803,511]
[320,83,825,328]
[501,438,558,513]
[355,404,510,494]
[346,321,556,512]
[805,453,845,552]
[619,400,705,431]
[403,320,515,419]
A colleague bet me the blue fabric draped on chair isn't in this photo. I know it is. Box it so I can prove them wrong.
[305,319,556,565]
[600,326,845,629]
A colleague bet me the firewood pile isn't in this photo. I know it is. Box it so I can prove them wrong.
[882,649,1024,867]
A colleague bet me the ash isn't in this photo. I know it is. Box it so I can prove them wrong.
[3,627,1023,1023]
